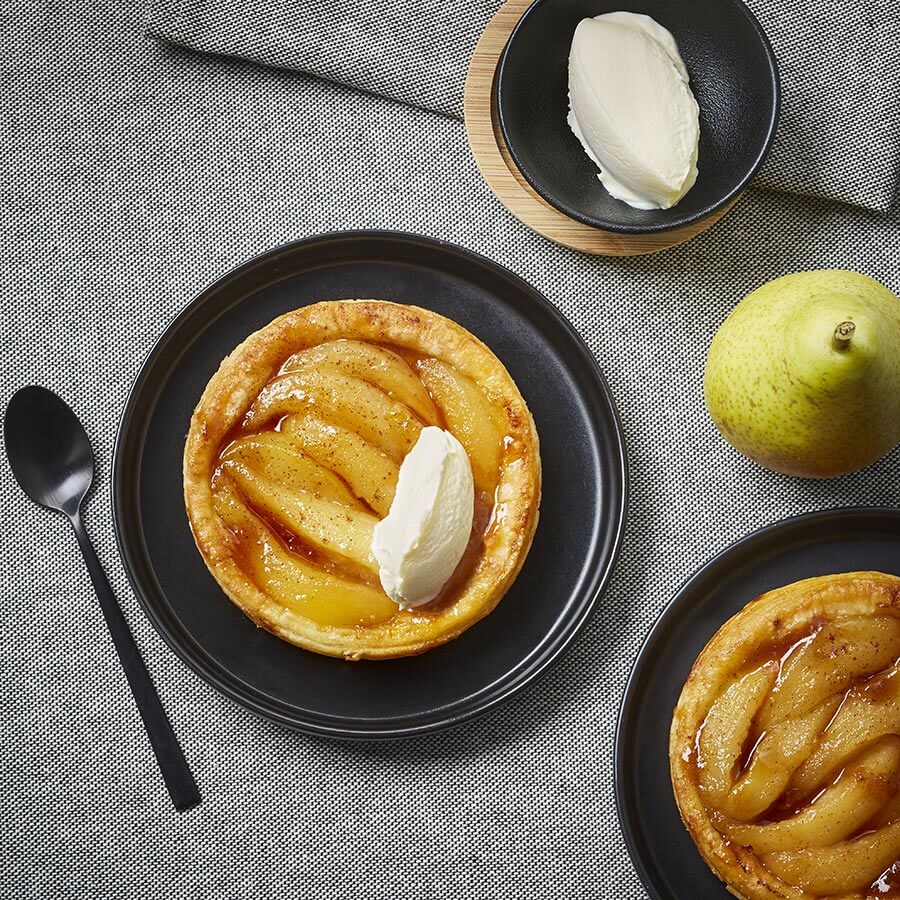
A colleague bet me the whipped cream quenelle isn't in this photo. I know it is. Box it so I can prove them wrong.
[567,12,700,210]
[372,426,475,609]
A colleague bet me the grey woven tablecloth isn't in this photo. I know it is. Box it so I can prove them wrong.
[145,0,900,213]
[2,2,900,899]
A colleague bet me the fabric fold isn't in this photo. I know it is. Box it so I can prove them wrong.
[146,0,900,213]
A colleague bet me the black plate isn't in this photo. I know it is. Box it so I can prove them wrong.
[497,0,780,234]
[615,507,900,898]
[113,231,627,739]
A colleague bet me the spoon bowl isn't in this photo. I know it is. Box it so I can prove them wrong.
[496,0,780,234]
[5,385,94,514]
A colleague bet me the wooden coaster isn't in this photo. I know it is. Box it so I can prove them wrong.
[463,0,739,256]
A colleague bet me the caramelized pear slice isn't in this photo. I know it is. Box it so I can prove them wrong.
[281,415,399,516]
[256,540,396,627]
[722,696,840,822]
[790,663,900,797]
[221,432,364,510]
[245,370,422,462]
[763,819,900,894]
[697,662,777,806]
[282,340,440,425]
[416,358,504,494]
[757,616,900,731]
[728,737,900,853]
[223,459,379,579]
[212,478,395,627]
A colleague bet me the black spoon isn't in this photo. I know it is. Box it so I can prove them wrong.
[4,385,200,812]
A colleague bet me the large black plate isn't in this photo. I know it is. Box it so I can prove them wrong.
[113,231,627,739]
[616,507,900,898]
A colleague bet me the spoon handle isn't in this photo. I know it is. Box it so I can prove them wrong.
[70,509,201,812]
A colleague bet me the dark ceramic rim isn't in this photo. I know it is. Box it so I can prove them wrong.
[111,230,629,739]
[614,506,900,897]
[496,0,782,234]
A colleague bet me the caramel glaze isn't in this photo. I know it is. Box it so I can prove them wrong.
[691,618,900,897]
[683,623,824,787]
[212,340,516,621]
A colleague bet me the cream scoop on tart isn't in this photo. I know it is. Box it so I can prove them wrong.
[372,426,475,610]
[183,300,541,660]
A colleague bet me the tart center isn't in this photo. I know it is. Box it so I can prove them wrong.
[209,338,504,628]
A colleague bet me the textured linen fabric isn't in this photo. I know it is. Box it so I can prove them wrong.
[144,0,900,213]
[3,2,900,899]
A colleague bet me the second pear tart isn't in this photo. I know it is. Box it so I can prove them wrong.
[670,572,900,900]
[183,300,541,660]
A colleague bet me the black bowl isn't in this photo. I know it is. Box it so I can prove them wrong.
[497,0,780,234]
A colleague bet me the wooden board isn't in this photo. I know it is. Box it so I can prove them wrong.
[463,0,739,256]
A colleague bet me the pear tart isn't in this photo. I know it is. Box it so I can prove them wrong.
[670,573,900,900]
[183,300,541,660]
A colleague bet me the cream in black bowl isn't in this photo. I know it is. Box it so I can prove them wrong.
[497,0,780,234]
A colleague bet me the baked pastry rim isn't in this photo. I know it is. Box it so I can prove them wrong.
[183,299,541,660]
[668,571,900,900]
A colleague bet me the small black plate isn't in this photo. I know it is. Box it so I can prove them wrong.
[497,0,780,234]
[113,231,627,739]
[615,507,900,898]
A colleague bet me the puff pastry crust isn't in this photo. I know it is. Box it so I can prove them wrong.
[184,300,541,659]
[670,572,900,899]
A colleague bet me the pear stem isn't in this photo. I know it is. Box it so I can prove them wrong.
[832,321,855,351]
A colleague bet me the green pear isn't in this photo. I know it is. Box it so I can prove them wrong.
[704,269,900,478]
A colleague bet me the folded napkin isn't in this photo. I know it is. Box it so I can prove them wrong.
[146,0,900,213]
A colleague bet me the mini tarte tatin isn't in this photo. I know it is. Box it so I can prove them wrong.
[670,572,900,900]
[183,300,541,660]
